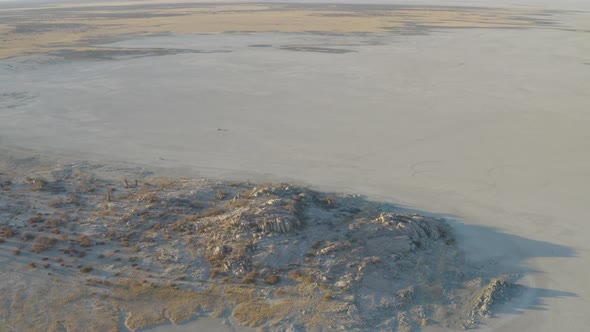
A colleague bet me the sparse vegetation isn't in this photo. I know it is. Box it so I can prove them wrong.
[21,232,35,241]
[79,266,93,273]
[0,225,17,238]
[24,176,48,191]
[232,300,274,327]
[288,270,303,281]
[0,161,514,332]
[320,195,336,208]
[78,235,92,247]
[242,270,259,284]
[215,189,226,200]
[264,274,281,285]
[32,236,57,253]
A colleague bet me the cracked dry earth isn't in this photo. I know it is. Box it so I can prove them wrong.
[0,157,522,331]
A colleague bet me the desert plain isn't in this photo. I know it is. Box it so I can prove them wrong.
[0,0,590,331]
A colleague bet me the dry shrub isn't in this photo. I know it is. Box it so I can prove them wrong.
[320,195,336,208]
[78,235,93,247]
[215,189,226,200]
[302,276,315,284]
[0,225,17,238]
[264,274,280,285]
[288,270,315,284]
[32,236,57,253]
[24,176,48,191]
[80,266,93,273]
[21,232,35,241]
[241,277,256,285]
[242,271,259,284]
[287,270,303,281]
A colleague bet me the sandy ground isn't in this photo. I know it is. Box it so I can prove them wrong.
[1,0,590,331]
[0,1,559,59]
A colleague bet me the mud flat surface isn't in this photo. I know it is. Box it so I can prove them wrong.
[1,0,589,331]
[0,148,524,331]
[0,0,566,59]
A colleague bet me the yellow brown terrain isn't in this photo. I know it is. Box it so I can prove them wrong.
[0,0,557,59]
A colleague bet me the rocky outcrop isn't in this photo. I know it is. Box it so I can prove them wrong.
[259,217,301,233]
[471,276,522,319]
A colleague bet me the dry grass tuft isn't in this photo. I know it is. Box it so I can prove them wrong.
[288,270,303,281]
[320,195,336,209]
[24,176,48,191]
[242,270,259,284]
[32,236,57,253]
[78,235,93,247]
[79,266,93,273]
[264,274,281,285]
[21,232,35,241]
[111,280,228,330]
[215,189,226,200]
[322,293,334,302]
[232,300,275,327]
[0,225,17,238]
